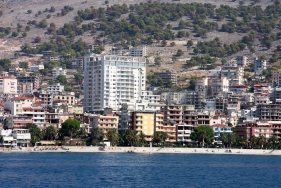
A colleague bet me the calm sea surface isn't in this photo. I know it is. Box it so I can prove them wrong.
[1,152,281,188]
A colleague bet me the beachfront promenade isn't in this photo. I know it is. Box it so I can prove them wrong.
[2,146,281,155]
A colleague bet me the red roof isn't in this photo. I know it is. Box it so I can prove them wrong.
[0,76,13,79]
[22,107,44,111]
[11,96,34,101]
[254,84,268,87]
[34,101,44,105]
[212,124,229,127]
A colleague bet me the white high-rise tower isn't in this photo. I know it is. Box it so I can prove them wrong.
[83,54,146,112]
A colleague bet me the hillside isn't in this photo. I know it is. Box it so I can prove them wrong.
[0,0,280,88]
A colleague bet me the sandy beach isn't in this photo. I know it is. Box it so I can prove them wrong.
[1,146,281,155]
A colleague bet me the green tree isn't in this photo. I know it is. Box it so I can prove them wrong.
[154,56,161,66]
[58,119,80,139]
[176,49,184,56]
[91,128,104,142]
[124,129,139,146]
[220,133,236,148]
[190,126,214,147]
[25,26,30,31]
[0,58,12,71]
[27,10,32,14]
[188,76,197,90]
[268,136,278,149]
[106,128,119,146]
[93,46,105,54]
[50,6,55,12]
[139,132,146,146]
[257,135,266,149]
[187,40,193,48]
[74,73,83,84]
[19,62,28,69]
[64,86,72,92]
[25,124,42,146]
[11,31,19,37]
[43,126,57,140]
[249,135,257,149]
[152,131,168,146]
[34,36,41,43]
[56,74,68,85]
[22,32,27,38]
[161,39,167,47]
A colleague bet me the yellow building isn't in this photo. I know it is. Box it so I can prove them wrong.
[131,112,164,141]
[89,114,119,136]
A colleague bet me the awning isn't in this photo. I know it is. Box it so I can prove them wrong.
[40,141,55,145]
[3,137,14,141]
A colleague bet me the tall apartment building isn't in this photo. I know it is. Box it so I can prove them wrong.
[185,91,205,109]
[161,91,187,105]
[272,69,281,86]
[208,77,229,96]
[130,111,164,141]
[52,67,66,79]
[221,62,244,85]
[89,114,119,136]
[17,76,40,90]
[84,54,146,112]
[161,105,184,142]
[72,58,84,71]
[0,76,17,94]
[254,84,270,105]
[129,45,147,57]
[154,71,177,86]
[236,56,249,67]
[254,58,267,74]
[195,77,208,98]
[256,104,281,121]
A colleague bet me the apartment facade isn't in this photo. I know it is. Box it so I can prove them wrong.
[84,54,146,112]
[52,67,66,79]
[89,114,119,137]
[0,76,17,94]
[130,111,164,141]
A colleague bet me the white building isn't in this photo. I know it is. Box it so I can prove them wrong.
[161,91,187,105]
[195,77,209,98]
[129,45,147,57]
[0,76,17,94]
[3,96,35,115]
[254,58,267,74]
[176,124,193,143]
[84,54,146,112]
[47,83,64,93]
[212,125,232,145]
[221,62,244,85]
[72,58,83,70]
[236,56,249,67]
[52,67,66,79]
[140,91,161,103]
[30,62,44,72]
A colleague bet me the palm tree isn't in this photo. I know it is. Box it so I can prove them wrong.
[91,128,104,142]
[139,132,146,146]
[257,135,266,149]
[152,131,162,145]
[160,131,168,146]
[249,135,257,149]
[219,133,228,147]
[268,136,278,149]
[106,129,119,146]
[124,129,139,146]
[227,133,236,148]
[44,126,57,140]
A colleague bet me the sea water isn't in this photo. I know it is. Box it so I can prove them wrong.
[1,152,281,188]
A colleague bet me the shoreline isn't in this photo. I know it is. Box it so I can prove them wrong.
[1,146,281,155]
